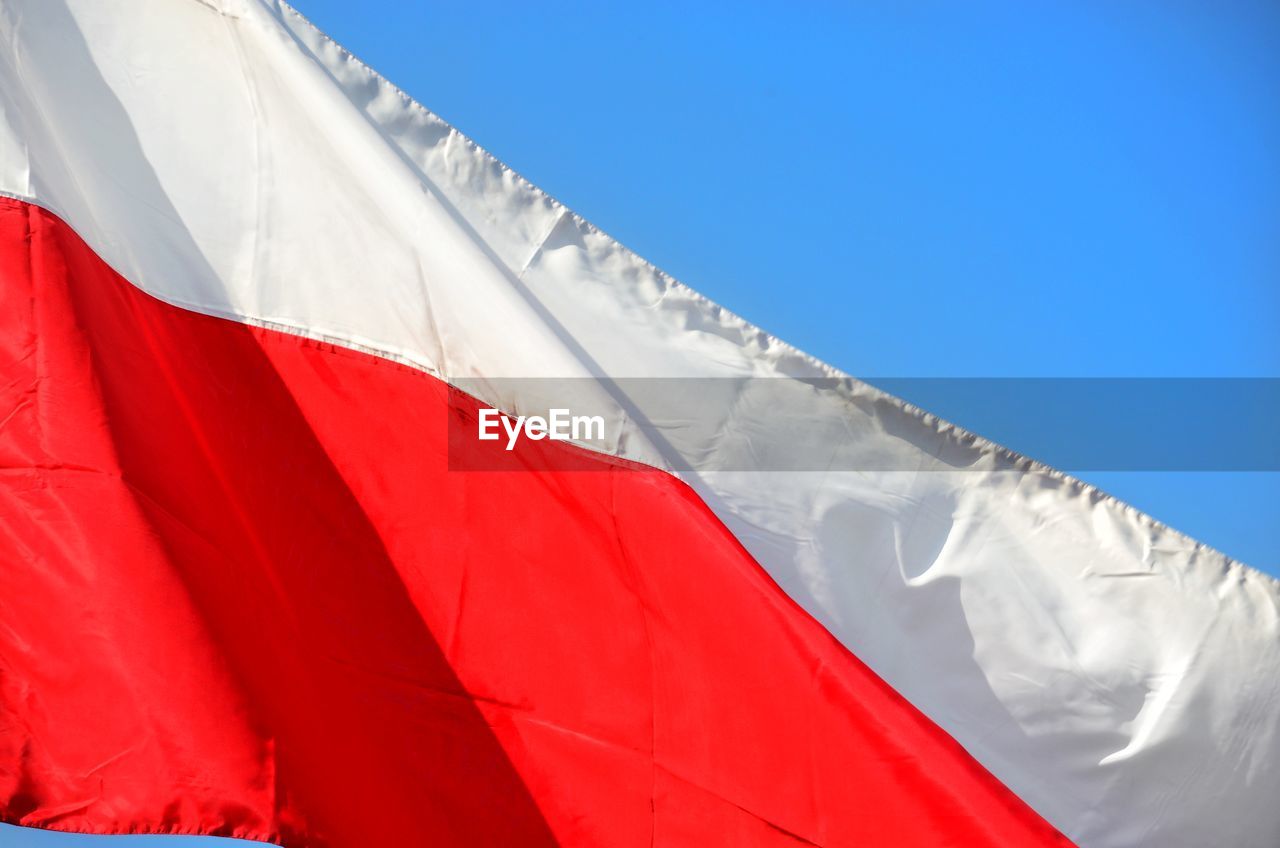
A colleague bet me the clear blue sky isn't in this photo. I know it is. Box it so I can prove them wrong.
[4,1,1277,845]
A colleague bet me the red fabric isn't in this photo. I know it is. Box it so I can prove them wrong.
[0,197,1070,846]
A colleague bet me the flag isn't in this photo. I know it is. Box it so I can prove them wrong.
[0,2,1276,846]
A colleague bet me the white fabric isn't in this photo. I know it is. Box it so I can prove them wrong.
[1,1,1277,844]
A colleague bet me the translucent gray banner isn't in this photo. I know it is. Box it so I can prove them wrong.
[447,377,1280,472]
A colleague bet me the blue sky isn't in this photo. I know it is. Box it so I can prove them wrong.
[270,0,1279,568]
[4,1,1277,845]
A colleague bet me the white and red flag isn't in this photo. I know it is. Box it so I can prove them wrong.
[0,2,1276,846]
